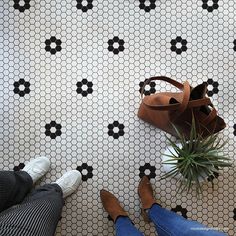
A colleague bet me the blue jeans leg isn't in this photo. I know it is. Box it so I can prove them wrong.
[115,216,144,236]
[147,204,227,236]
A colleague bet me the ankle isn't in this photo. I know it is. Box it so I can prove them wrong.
[145,202,162,212]
[115,215,131,224]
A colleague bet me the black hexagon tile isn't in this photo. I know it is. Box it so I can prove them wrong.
[139,0,156,12]
[170,36,187,55]
[204,79,219,97]
[76,0,93,12]
[108,37,125,54]
[233,209,236,220]
[233,40,236,51]
[171,205,188,219]
[139,79,156,96]
[139,163,156,179]
[107,121,125,139]
[13,163,25,171]
[13,0,30,12]
[45,121,62,139]
[233,124,236,136]
[13,79,30,97]
[207,166,220,182]
[202,0,219,12]
[76,79,93,97]
[45,36,62,54]
[76,163,93,181]
[107,215,113,222]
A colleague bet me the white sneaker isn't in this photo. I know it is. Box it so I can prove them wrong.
[54,170,82,198]
[23,156,50,184]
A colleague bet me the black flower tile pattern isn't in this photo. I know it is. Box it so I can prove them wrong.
[233,209,236,220]
[207,171,220,182]
[171,205,188,219]
[13,163,25,171]
[233,124,236,136]
[13,0,30,12]
[202,0,219,12]
[170,37,187,54]
[204,79,219,97]
[107,121,125,139]
[76,79,93,97]
[76,163,93,181]
[76,0,93,12]
[1,0,236,236]
[139,79,156,96]
[207,166,220,182]
[139,0,156,12]
[139,163,156,179]
[108,37,125,54]
[13,79,30,97]
[233,40,236,51]
[45,37,62,55]
[45,121,62,139]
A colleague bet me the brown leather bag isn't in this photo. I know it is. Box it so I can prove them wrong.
[138,76,226,138]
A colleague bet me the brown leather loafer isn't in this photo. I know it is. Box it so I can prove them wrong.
[100,189,128,222]
[138,176,160,222]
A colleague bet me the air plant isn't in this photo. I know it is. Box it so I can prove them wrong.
[161,116,232,195]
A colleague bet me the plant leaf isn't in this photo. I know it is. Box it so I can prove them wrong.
[164,115,232,195]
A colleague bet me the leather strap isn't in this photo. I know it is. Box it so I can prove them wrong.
[140,76,184,98]
[141,76,206,111]
[143,97,212,110]
[202,106,217,126]
[177,81,191,115]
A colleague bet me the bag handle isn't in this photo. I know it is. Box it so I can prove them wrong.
[140,76,213,119]
[140,76,184,98]
[144,98,212,111]
[202,105,217,125]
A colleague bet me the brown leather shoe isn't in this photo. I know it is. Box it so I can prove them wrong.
[138,176,157,210]
[100,189,128,222]
[138,176,160,222]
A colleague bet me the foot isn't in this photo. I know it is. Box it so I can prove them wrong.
[138,176,157,210]
[55,170,82,198]
[23,156,50,184]
[100,189,128,222]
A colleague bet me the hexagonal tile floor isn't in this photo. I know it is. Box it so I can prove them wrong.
[0,0,236,235]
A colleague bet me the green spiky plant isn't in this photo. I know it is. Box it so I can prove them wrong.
[161,116,232,195]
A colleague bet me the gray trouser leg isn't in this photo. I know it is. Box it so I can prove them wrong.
[0,171,33,212]
[0,184,64,236]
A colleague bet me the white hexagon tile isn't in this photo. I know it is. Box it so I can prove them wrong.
[0,0,236,235]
